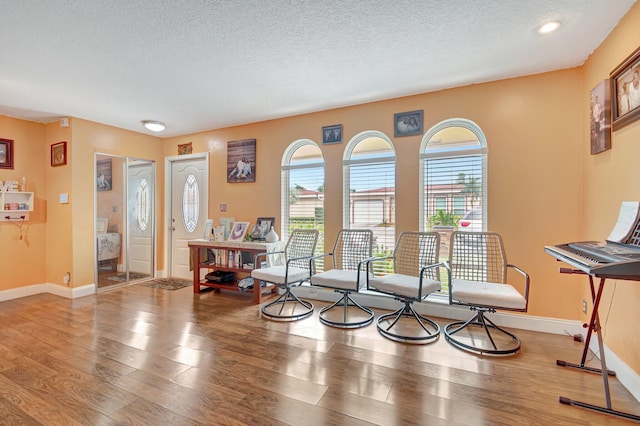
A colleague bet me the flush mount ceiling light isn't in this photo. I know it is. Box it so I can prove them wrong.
[538,21,560,34]
[141,120,166,132]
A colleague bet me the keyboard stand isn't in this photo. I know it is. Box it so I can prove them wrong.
[556,270,640,422]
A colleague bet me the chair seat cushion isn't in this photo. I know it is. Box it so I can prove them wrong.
[310,269,371,291]
[251,266,310,285]
[451,279,526,310]
[369,274,440,299]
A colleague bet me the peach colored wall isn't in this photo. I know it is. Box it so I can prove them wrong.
[164,68,585,321]
[44,120,73,287]
[583,2,640,375]
[70,119,164,287]
[0,116,47,290]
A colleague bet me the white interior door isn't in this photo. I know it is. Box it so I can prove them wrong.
[127,160,155,275]
[169,155,208,279]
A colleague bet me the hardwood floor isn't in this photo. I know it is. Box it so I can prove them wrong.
[0,285,638,425]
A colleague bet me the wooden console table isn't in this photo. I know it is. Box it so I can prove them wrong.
[188,239,282,304]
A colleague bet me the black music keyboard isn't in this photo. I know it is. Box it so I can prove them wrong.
[545,241,640,280]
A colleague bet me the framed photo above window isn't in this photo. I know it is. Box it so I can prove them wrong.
[322,124,342,144]
[610,45,640,131]
[0,138,14,169]
[51,141,67,166]
[394,110,424,137]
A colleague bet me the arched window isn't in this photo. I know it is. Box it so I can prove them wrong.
[420,118,488,255]
[344,131,396,272]
[281,140,325,261]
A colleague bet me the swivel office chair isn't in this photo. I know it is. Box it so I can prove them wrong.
[366,231,443,343]
[444,231,530,355]
[310,229,374,328]
[251,229,318,321]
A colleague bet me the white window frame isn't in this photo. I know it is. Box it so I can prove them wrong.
[419,118,488,233]
[281,139,325,243]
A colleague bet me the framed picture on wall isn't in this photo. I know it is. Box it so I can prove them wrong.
[394,110,424,137]
[590,80,611,155]
[97,158,113,191]
[51,141,67,166]
[322,124,342,144]
[227,139,256,183]
[610,45,640,131]
[0,138,13,169]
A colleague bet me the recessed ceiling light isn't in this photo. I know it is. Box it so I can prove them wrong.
[538,21,560,34]
[141,120,166,132]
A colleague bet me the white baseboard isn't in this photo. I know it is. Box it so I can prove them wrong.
[0,283,95,301]
[293,286,585,336]
[588,335,640,403]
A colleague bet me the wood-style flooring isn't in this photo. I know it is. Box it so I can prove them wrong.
[0,284,638,425]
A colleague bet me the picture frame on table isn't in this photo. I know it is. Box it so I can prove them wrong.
[96,217,108,235]
[0,138,14,169]
[250,217,275,240]
[394,110,424,137]
[51,141,67,166]
[228,221,250,241]
[610,45,640,131]
[322,124,342,144]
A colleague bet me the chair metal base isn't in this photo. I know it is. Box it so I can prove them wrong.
[444,308,521,355]
[319,291,374,329]
[261,288,314,321]
[377,300,441,344]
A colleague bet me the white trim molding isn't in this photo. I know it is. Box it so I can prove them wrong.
[0,283,95,302]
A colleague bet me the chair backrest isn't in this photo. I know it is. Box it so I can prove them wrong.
[393,231,440,281]
[449,231,507,283]
[284,229,319,269]
[330,229,373,270]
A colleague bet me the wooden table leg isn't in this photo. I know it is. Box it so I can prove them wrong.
[193,247,200,294]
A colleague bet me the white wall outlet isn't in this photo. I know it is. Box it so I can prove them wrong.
[582,299,588,314]
[220,203,227,212]
[63,272,71,285]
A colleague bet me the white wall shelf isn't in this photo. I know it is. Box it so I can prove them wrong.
[1,191,33,221]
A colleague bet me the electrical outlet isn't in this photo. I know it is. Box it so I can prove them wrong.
[63,272,71,286]
[220,203,227,212]
[582,299,588,314]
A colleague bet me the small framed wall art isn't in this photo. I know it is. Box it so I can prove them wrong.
[0,138,14,169]
[96,158,113,191]
[51,141,67,166]
[322,124,342,144]
[610,45,640,131]
[394,110,424,137]
[589,80,611,155]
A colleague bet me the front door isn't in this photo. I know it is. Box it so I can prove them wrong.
[128,159,155,277]
[168,154,208,279]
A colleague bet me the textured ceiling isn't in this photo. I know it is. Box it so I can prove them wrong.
[0,0,636,137]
